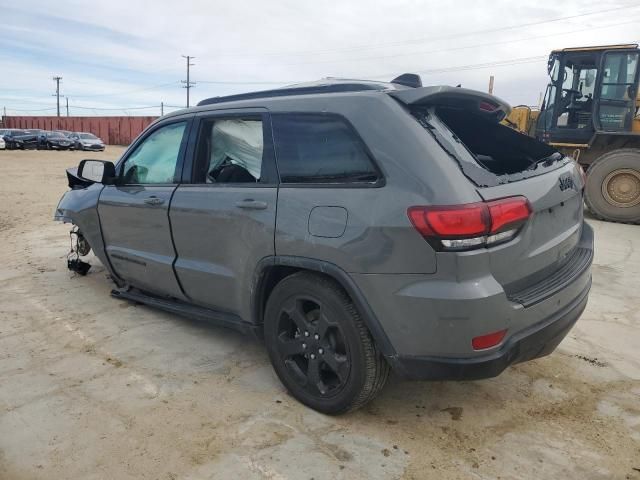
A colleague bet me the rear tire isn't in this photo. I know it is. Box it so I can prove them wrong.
[585,148,640,224]
[264,272,389,414]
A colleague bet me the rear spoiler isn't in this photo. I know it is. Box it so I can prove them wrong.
[388,85,511,122]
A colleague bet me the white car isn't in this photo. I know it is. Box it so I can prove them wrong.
[0,137,5,150]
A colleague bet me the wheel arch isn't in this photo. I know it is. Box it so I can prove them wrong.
[252,256,397,359]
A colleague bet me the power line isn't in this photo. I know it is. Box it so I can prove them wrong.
[197,54,550,85]
[181,55,195,107]
[204,3,640,60]
[70,105,159,110]
[5,107,57,112]
[68,82,180,98]
[229,18,640,68]
[198,80,298,85]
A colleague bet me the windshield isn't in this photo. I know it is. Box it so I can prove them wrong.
[48,133,65,138]
[80,133,97,139]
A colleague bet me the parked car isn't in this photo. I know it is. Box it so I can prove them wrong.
[40,131,74,150]
[3,129,40,150]
[0,136,5,150]
[55,77,593,414]
[0,129,13,149]
[70,132,105,151]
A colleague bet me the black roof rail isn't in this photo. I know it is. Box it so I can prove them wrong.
[196,81,391,106]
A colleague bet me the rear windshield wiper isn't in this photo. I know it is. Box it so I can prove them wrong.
[528,152,563,170]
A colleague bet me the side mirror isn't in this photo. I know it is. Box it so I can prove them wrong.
[77,159,116,184]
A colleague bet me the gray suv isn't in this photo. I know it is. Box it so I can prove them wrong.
[55,77,593,414]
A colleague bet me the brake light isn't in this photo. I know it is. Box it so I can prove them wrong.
[487,197,531,233]
[409,203,488,237]
[407,196,531,251]
[478,101,498,112]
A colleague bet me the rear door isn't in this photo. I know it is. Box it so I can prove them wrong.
[98,118,192,298]
[169,110,278,321]
[594,49,640,132]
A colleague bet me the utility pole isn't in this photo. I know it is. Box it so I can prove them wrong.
[488,75,495,94]
[181,55,195,107]
[53,76,62,117]
[161,101,164,116]
[65,97,69,117]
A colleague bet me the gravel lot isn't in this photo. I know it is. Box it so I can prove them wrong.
[0,148,639,480]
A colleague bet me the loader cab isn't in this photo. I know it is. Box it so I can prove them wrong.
[536,44,640,144]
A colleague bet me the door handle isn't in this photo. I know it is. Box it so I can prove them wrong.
[143,196,164,206]
[235,199,268,210]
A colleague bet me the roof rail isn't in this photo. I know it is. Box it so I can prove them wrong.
[196,81,390,106]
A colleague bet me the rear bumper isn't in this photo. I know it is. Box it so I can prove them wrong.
[349,222,593,379]
[391,277,590,380]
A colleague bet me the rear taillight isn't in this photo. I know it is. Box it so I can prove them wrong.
[407,196,531,251]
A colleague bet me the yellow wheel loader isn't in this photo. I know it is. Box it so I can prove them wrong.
[505,44,640,223]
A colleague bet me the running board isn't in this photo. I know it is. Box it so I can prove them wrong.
[110,288,259,337]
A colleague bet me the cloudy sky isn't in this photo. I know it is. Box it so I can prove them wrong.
[1,0,639,116]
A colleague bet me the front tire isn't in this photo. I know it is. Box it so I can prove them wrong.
[585,148,640,224]
[264,272,389,414]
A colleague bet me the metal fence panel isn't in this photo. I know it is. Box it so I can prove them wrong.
[2,116,158,145]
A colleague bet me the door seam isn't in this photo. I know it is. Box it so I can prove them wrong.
[167,184,191,301]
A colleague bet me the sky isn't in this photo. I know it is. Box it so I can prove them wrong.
[1,0,639,116]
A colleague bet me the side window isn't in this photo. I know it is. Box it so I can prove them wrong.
[601,52,638,100]
[121,121,187,184]
[271,113,379,184]
[193,117,263,184]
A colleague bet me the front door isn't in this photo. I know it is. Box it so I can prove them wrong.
[595,50,640,132]
[98,118,191,298]
[169,111,278,322]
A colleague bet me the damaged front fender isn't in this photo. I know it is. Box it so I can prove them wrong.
[54,181,103,226]
[54,181,119,283]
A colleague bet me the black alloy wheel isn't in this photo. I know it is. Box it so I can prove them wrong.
[264,272,389,414]
[275,295,351,398]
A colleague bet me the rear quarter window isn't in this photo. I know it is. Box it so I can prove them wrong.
[271,113,380,184]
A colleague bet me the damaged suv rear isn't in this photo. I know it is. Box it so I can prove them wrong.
[55,77,593,414]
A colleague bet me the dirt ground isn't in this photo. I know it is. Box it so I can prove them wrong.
[0,148,638,480]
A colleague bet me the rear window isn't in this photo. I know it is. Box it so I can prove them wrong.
[411,107,566,185]
[271,113,380,184]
